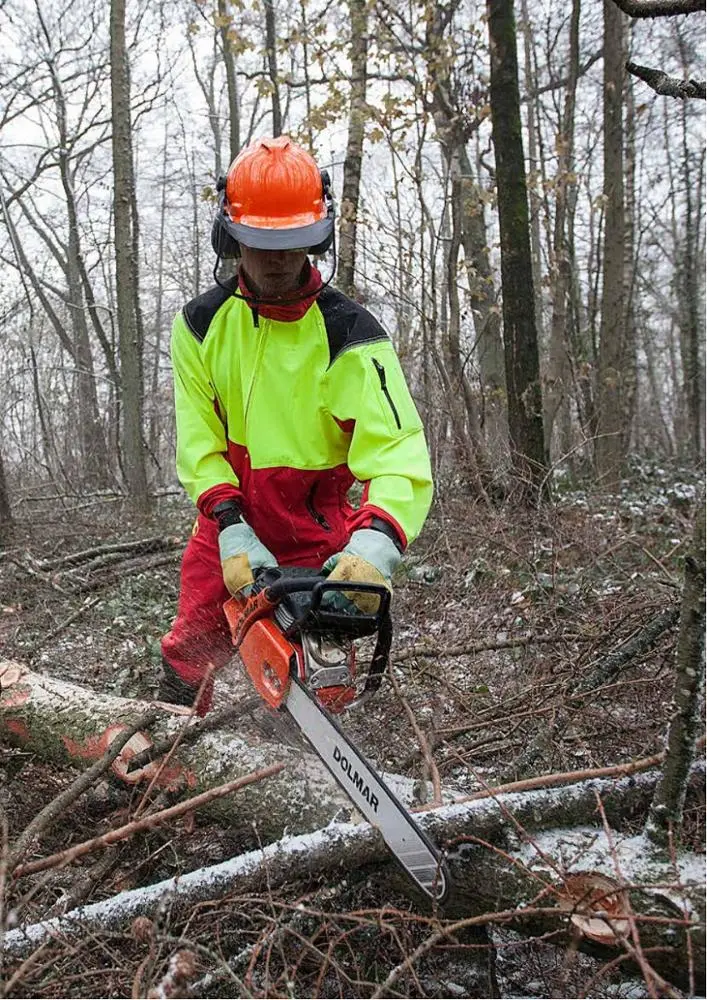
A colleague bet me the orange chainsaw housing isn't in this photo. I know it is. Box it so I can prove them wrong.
[223,596,357,713]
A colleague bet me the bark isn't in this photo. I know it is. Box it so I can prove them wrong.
[337,0,368,299]
[609,0,705,16]
[487,0,548,499]
[544,0,581,459]
[424,5,507,459]
[0,663,440,840]
[4,768,703,992]
[218,0,241,162]
[0,446,12,541]
[595,1,628,487]
[148,128,168,471]
[264,0,282,135]
[518,0,546,351]
[111,0,150,515]
[676,100,705,462]
[627,60,706,98]
[646,500,706,845]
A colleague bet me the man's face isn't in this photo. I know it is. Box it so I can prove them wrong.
[239,245,309,299]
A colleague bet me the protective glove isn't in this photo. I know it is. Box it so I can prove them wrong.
[323,528,401,614]
[218,522,278,596]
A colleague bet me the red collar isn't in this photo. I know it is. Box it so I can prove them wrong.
[238,261,323,322]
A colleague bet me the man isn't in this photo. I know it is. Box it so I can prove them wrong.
[159,135,433,714]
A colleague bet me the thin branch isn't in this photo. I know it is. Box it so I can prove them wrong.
[7,708,161,873]
[388,670,442,806]
[627,60,706,98]
[13,763,286,878]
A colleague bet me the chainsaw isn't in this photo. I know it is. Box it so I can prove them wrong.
[224,566,448,902]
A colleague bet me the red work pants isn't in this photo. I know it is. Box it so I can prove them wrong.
[161,515,231,712]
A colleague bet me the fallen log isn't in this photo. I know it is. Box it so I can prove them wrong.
[0,661,443,842]
[3,768,703,992]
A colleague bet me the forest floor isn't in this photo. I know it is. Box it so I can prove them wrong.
[0,465,704,999]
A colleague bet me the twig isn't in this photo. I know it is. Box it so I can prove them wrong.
[73,551,182,594]
[26,596,101,657]
[415,751,668,811]
[14,763,286,878]
[133,666,218,816]
[44,846,124,919]
[388,670,442,806]
[34,537,179,571]
[393,632,579,663]
[574,605,679,693]
[369,906,563,999]
[7,708,161,874]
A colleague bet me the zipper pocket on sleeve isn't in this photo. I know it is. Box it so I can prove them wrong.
[305,483,332,531]
[372,358,402,430]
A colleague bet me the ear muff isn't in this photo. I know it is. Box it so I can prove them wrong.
[211,176,241,259]
[308,169,335,256]
[211,167,335,258]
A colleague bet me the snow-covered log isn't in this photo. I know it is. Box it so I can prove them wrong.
[4,769,704,991]
[0,661,440,839]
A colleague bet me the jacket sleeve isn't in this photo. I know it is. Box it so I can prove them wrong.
[325,340,433,546]
[170,311,241,510]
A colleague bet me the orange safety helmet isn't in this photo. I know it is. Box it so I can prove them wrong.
[212,136,334,257]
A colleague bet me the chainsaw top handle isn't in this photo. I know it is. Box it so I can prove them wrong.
[246,568,389,635]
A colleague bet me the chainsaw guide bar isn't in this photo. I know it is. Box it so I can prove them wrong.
[225,570,449,903]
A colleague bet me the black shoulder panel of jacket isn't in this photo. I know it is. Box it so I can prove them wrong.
[317,287,389,366]
[182,277,238,343]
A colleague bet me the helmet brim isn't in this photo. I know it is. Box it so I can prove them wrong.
[223,217,334,251]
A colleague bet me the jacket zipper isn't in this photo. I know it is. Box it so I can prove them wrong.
[305,483,331,531]
[244,321,267,429]
[372,358,402,430]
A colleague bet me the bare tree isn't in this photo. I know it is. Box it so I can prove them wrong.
[595,0,629,487]
[264,0,282,135]
[337,0,368,299]
[111,0,150,514]
[0,446,12,542]
[217,0,241,161]
[543,0,581,461]
[487,0,547,499]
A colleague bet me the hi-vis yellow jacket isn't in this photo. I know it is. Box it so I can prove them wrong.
[171,280,433,567]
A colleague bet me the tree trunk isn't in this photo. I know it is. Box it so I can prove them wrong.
[0,663,439,840]
[4,760,703,992]
[646,500,706,845]
[0,446,12,542]
[110,0,150,515]
[595,1,627,488]
[544,0,580,460]
[487,0,547,500]
[677,102,705,463]
[218,0,241,162]
[519,0,546,352]
[264,0,282,135]
[337,0,368,299]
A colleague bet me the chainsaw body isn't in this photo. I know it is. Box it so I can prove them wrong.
[223,567,391,714]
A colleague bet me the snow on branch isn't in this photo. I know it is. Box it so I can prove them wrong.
[627,60,707,98]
